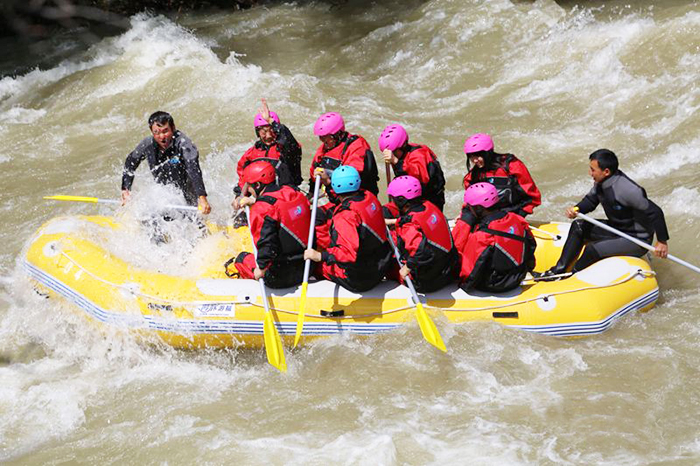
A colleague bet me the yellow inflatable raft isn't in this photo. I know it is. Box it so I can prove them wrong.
[24,215,659,347]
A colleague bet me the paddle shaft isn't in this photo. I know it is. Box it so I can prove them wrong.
[44,195,198,212]
[385,226,421,306]
[294,175,322,347]
[576,211,700,274]
[302,175,322,283]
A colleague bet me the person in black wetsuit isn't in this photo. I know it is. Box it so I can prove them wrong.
[544,149,669,277]
[121,111,211,214]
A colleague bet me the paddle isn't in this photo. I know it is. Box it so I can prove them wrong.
[575,211,700,274]
[385,227,447,352]
[245,206,288,372]
[384,162,446,351]
[44,195,199,212]
[294,174,322,347]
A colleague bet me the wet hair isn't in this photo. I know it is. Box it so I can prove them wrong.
[148,111,175,130]
[589,149,618,173]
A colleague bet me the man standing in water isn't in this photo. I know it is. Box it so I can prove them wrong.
[544,149,669,277]
[121,111,211,214]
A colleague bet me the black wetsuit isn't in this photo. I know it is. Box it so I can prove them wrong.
[121,130,207,206]
[551,170,669,273]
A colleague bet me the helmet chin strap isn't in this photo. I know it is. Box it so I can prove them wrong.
[251,182,266,197]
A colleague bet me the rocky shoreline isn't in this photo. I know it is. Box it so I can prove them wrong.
[1,0,260,39]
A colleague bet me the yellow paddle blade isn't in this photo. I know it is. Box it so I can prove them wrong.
[294,281,308,347]
[44,195,99,203]
[415,302,446,352]
[263,310,287,372]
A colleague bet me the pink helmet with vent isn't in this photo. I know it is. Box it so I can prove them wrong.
[314,112,345,136]
[387,175,422,200]
[378,124,408,152]
[464,182,499,208]
[254,111,280,128]
[463,133,494,154]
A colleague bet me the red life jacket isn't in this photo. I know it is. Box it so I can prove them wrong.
[240,143,283,169]
[311,133,379,194]
[334,190,387,244]
[253,185,310,257]
[395,200,458,291]
[457,211,536,292]
[463,154,541,215]
[237,143,283,189]
[400,200,452,253]
[395,144,446,211]
[321,190,391,291]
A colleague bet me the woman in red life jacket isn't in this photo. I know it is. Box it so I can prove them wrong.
[453,182,536,293]
[304,166,391,293]
[231,160,311,289]
[308,112,379,198]
[232,99,302,208]
[385,176,458,292]
[380,124,446,212]
[462,133,541,225]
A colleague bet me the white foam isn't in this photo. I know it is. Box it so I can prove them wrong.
[0,107,47,125]
[627,136,700,180]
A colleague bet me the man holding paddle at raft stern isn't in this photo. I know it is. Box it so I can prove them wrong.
[231,99,303,209]
[542,149,669,279]
[230,161,311,288]
[121,111,211,214]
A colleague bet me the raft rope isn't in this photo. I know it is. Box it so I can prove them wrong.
[55,248,655,320]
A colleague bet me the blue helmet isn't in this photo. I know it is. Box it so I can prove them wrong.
[331,165,361,194]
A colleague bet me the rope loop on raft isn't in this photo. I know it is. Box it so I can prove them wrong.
[56,249,655,320]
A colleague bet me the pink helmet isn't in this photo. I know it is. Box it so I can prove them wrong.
[254,111,280,128]
[464,182,499,208]
[314,112,345,136]
[463,133,494,154]
[378,124,408,152]
[387,175,422,200]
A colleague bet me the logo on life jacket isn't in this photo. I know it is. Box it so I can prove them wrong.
[430,214,438,224]
[291,206,303,217]
[508,226,515,234]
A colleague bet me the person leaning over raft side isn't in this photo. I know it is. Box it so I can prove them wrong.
[543,149,669,278]
[309,112,380,197]
[453,182,536,293]
[385,175,458,293]
[232,99,302,209]
[304,166,392,293]
[121,111,211,214]
[462,133,540,224]
[380,123,446,213]
[230,161,311,288]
